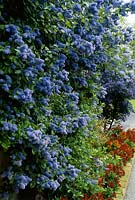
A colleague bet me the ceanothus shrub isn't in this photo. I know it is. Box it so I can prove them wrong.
[1,125,80,195]
[100,69,135,129]
[0,0,135,199]
[98,29,135,129]
[0,23,85,199]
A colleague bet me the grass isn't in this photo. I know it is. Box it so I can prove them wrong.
[130,99,135,111]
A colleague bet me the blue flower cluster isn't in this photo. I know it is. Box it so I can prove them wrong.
[89,3,99,15]
[5,24,42,46]
[15,175,32,190]
[73,38,95,56]
[26,127,52,149]
[56,69,69,81]
[1,125,80,193]
[36,76,55,96]
[37,177,60,191]
[25,127,80,190]
[17,44,35,61]
[23,58,45,80]
[5,24,18,34]
[73,3,82,13]
[67,164,81,180]
[13,88,34,104]
[0,75,12,92]
[50,114,90,135]
[2,122,18,133]
[3,46,11,55]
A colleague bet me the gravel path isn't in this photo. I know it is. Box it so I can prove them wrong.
[121,113,135,200]
[121,112,135,130]
[124,159,135,200]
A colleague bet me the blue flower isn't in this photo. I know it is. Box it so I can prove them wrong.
[72,121,79,129]
[50,123,58,132]
[89,3,98,15]
[41,108,52,116]
[23,25,32,32]
[34,28,41,36]
[2,122,18,133]
[57,121,67,135]
[13,160,22,166]
[11,152,26,167]
[69,49,79,62]
[1,167,13,180]
[86,178,98,185]
[77,115,90,127]
[50,5,63,13]
[17,45,35,61]
[3,46,11,54]
[5,75,12,84]
[56,70,69,81]
[24,67,37,78]
[74,39,95,56]
[41,98,50,106]
[15,36,24,45]
[13,88,34,103]
[56,40,66,48]
[5,24,18,34]
[0,42,5,46]
[36,76,55,96]
[11,63,16,69]
[63,84,73,93]
[67,165,81,180]
[73,4,82,12]
[72,63,79,70]
[15,175,32,190]
[76,77,88,87]
[131,1,135,13]
[58,25,72,36]
[67,92,79,103]
[35,58,45,70]
[64,147,72,156]
[64,10,73,18]
[58,175,65,182]
[2,84,10,92]
[51,180,60,190]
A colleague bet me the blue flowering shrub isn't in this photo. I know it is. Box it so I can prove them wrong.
[99,30,135,129]
[0,0,135,199]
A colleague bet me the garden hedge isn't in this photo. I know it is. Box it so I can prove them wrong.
[0,0,135,199]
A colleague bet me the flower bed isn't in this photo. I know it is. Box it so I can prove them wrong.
[61,127,135,200]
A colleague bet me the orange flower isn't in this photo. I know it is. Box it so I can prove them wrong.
[113,139,121,148]
[108,181,114,188]
[98,177,103,186]
[89,194,96,200]
[120,131,127,140]
[82,194,90,200]
[97,193,104,200]
[106,140,112,146]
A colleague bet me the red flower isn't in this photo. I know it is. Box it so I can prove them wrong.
[98,177,103,186]
[82,194,90,200]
